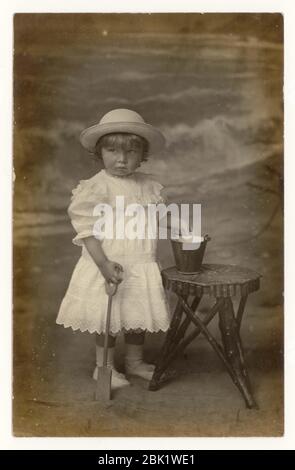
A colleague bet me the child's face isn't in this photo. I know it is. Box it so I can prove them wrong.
[100,134,145,177]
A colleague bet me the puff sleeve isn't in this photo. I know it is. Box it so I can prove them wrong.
[68,177,108,246]
[149,180,167,204]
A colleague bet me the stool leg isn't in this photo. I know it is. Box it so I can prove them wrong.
[158,298,184,358]
[149,295,202,390]
[236,295,248,333]
[152,297,223,381]
[219,298,258,409]
[149,298,184,390]
[166,295,202,355]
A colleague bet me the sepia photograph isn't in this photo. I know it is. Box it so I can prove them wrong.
[13,12,283,437]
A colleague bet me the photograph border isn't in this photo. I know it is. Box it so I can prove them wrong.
[1,0,294,450]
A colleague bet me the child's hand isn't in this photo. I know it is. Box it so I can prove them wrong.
[98,260,124,284]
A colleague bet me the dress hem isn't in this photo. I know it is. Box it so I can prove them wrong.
[56,321,170,336]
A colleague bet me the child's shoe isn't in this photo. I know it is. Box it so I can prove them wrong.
[125,362,155,381]
[93,366,130,389]
[93,345,130,389]
[125,344,155,381]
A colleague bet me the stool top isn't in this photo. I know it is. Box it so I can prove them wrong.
[161,264,261,297]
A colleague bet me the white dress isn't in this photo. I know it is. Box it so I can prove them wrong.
[56,169,171,335]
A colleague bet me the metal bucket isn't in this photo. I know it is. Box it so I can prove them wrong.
[171,234,211,274]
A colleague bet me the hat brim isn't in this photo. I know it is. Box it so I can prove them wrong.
[80,122,165,155]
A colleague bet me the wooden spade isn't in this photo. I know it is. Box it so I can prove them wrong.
[95,281,118,401]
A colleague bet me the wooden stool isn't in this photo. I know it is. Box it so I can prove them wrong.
[149,264,261,409]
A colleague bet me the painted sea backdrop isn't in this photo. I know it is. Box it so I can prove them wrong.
[14,14,283,221]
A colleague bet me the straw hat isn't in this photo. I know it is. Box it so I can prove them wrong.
[79,108,165,155]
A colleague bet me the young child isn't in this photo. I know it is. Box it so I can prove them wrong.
[56,108,171,389]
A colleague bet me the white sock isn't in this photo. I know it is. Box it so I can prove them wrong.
[95,344,115,369]
[125,344,155,380]
[93,345,130,389]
